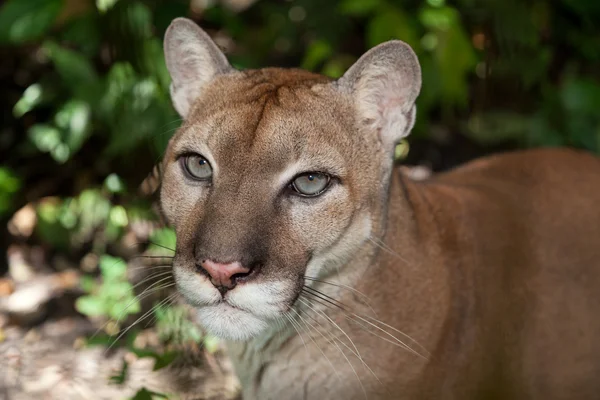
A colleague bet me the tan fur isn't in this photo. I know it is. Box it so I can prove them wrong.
[158,18,600,399]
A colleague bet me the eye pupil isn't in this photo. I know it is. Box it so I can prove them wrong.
[183,154,213,180]
[291,172,331,197]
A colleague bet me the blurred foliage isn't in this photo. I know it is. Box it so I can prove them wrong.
[1,0,599,217]
[1,0,598,394]
[0,0,598,227]
[76,254,140,325]
[1,0,600,386]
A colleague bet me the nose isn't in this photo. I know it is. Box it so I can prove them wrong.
[197,259,252,293]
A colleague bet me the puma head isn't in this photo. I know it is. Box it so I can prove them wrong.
[160,18,421,340]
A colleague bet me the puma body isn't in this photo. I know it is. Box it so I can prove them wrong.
[158,18,600,399]
[226,149,600,400]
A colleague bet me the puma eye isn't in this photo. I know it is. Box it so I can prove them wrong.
[291,172,331,197]
[182,154,212,180]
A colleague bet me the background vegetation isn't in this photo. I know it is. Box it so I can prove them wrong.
[1,0,599,397]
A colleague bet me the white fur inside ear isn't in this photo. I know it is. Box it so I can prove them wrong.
[164,18,233,118]
[357,72,416,143]
[338,41,421,147]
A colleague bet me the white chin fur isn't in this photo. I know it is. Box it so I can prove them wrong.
[196,304,269,341]
[174,266,289,340]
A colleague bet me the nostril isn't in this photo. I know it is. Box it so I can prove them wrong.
[197,259,257,290]
[230,268,253,284]
[232,262,262,283]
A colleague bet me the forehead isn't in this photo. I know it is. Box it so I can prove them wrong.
[170,68,355,175]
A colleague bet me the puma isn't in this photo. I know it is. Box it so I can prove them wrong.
[157,18,600,399]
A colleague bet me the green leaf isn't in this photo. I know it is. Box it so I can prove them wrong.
[28,124,61,153]
[27,99,91,163]
[43,41,99,92]
[108,296,139,320]
[76,295,107,317]
[60,12,102,56]
[80,275,97,293]
[0,0,63,44]
[35,200,71,250]
[148,228,176,254]
[367,6,420,49]
[0,168,21,194]
[203,335,220,354]
[109,359,128,384]
[109,205,129,227]
[338,0,382,16]
[104,173,127,193]
[0,168,22,217]
[152,351,179,371]
[76,189,112,234]
[99,255,127,280]
[97,0,119,13]
[84,334,113,348]
[301,40,332,71]
[561,78,600,114]
[54,100,91,152]
[131,388,153,400]
[421,6,477,107]
[130,388,168,400]
[13,83,43,117]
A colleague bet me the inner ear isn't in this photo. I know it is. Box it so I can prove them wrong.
[336,40,422,148]
[164,18,234,118]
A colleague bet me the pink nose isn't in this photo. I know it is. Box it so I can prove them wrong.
[199,259,251,290]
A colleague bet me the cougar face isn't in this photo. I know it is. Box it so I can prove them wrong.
[160,19,420,340]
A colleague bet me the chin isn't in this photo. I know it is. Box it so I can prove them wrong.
[196,303,270,341]
[174,266,294,340]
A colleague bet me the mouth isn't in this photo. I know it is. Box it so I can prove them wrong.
[195,301,271,341]
[173,265,296,340]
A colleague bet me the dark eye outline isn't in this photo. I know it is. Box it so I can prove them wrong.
[289,172,333,197]
[180,153,213,181]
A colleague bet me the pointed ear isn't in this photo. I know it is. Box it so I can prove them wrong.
[164,18,233,118]
[337,40,421,148]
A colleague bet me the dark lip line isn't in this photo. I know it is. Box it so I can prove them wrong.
[206,299,247,313]
[202,299,281,318]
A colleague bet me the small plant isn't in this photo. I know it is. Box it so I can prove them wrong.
[76,254,140,331]
[129,388,169,400]
[154,303,202,344]
[154,303,220,353]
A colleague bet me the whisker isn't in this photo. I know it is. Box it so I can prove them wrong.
[358,314,431,358]
[144,292,179,329]
[131,254,174,260]
[90,278,175,340]
[302,286,347,311]
[346,313,426,359]
[283,312,309,357]
[303,276,377,316]
[301,287,427,359]
[298,297,364,369]
[288,307,342,384]
[126,265,172,273]
[367,237,407,264]
[129,241,176,254]
[130,272,174,292]
[303,284,424,351]
[297,298,369,398]
[106,292,176,353]
[146,240,176,253]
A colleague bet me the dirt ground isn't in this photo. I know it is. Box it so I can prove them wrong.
[0,245,240,400]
